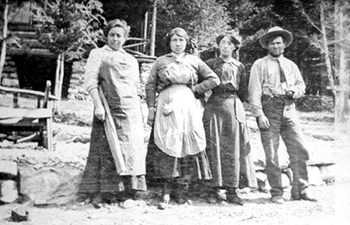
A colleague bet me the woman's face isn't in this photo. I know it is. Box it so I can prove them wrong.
[170,34,187,54]
[219,36,236,58]
[107,27,126,51]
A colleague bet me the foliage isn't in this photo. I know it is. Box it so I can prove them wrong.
[32,0,106,60]
[222,0,338,95]
[155,0,231,56]
[0,0,23,48]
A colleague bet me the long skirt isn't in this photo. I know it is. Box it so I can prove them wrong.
[146,85,212,183]
[203,95,257,189]
[146,128,212,183]
[79,116,147,194]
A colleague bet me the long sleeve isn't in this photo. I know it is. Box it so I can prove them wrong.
[248,60,264,117]
[84,48,102,93]
[145,60,159,108]
[192,57,220,94]
[237,64,248,103]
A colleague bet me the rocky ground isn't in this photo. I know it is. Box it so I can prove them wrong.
[0,97,349,225]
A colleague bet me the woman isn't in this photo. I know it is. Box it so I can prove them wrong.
[203,33,257,205]
[145,27,219,209]
[79,19,147,207]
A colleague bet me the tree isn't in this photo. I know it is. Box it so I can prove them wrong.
[224,0,280,65]
[333,0,350,137]
[0,0,23,84]
[32,0,106,111]
[154,0,231,56]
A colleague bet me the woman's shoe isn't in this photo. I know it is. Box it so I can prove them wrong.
[158,193,170,210]
[205,191,218,204]
[226,189,244,205]
[226,194,244,205]
[91,193,103,208]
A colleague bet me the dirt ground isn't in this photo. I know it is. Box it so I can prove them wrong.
[0,98,349,225]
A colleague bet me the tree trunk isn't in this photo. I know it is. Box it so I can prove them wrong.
[150,0,157,57]
[53,52,64,112]
[334,0,350,138]
[320,1,335,99]
[0,0,9,84]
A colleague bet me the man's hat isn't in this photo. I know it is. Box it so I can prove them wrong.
[259,26,293,49]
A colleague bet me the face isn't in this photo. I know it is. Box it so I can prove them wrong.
[268,36,285,57]
[219,36,236,58]
[107,27,126,51]
[170,34,187,54]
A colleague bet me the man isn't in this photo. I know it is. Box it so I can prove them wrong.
[248,26,317,204]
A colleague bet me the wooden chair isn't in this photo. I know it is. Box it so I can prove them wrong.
[0,81,57,151]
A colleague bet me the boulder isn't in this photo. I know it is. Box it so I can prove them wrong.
[19,165,83,205]
[319,164,335,183]
[0,180,19,203]
[0,160,18,178]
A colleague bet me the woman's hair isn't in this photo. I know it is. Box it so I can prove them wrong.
[103,19,130,37]
[164,27,191,53]
[216,34,240,51]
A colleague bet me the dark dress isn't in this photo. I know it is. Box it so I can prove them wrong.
[203,57,257,189]
[79,45,147,195]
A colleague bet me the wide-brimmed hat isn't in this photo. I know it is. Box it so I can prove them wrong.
[259,26,293,49]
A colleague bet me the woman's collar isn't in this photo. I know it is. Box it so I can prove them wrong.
[217,56,240,66]
[103,45,126,53]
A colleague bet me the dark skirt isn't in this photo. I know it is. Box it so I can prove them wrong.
[146,128,212,183]
[203,95,257,189]
[79,116,147,194]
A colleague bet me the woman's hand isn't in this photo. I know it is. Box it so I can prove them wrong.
[147,107,155,126]
[258,115,270,129]
[94,105,105,121]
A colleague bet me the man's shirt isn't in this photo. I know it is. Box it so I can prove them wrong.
[248,54,306,117]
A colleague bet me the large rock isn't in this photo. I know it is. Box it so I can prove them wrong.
[19,165,83,205]
[0,160,18,178]
[0,180,18,203]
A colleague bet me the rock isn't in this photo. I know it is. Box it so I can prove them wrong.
[0,160,18,177]
[307,166,323,186]
[11,200,34,222]
[53,131,73,142]
[19,166,83,205]
[256,171,270,192]
[0,180,19,203]
[319,164,335,183]
[120,199,136,209]
[281,173,291,188]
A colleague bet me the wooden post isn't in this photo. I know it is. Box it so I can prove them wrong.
[53,52,64,112]
[150,0,158,56]
[53,53,61,112]
[143,11,149,53]
[0,0,9,83]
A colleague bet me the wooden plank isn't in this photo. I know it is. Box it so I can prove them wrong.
[0,107,52,119]
[0,86,58,101]
[98,87,127,175]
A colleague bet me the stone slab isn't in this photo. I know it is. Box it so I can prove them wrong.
[0,180,18,203]
[0,160,18,177]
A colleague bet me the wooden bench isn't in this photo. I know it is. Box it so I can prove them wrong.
[0,81,58,151]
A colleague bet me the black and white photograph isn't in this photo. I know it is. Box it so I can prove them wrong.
[0,0,349,224]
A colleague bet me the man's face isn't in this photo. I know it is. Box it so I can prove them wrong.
[268,36,285,57]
